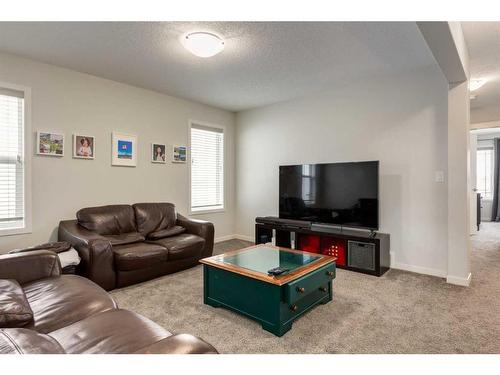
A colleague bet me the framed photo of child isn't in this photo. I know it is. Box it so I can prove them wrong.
[151,143,166,163]
[73,135,95,159]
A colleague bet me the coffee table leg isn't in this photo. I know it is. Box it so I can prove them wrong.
[205,298,222,308]
[262,321,293,337]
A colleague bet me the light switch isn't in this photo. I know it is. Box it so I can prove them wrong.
[435,170,445,183]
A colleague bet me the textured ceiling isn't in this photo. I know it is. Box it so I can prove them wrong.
[462,22,500,124]
[0,22,435,112]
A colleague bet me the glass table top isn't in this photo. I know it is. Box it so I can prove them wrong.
[220,246,322,276]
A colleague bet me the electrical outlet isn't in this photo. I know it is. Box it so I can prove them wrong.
[435,170,445,183]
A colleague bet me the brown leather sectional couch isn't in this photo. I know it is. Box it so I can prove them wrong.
[58,203,214,290]
[0,250,217,354]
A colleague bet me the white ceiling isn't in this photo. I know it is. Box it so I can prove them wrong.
[0,22,436,112]
[462,22,500,124]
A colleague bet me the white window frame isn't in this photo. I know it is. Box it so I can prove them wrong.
[0,82,32,236]
[477,146,494,201]
[188,119,226,215]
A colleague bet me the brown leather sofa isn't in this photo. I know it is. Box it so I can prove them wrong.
[0,250,217,354]
[58,203,214,290]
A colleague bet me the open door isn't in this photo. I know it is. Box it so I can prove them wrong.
[470,132,478,234]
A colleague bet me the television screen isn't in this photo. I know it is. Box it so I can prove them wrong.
[279,161,379,230]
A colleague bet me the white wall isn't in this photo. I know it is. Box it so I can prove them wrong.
[235,66,450,276]
[0,52,236,253]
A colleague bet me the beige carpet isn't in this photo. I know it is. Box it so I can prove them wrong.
[111,230,500,353]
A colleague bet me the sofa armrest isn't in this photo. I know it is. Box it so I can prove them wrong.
[0,328,66,354]
[134,334,218,354]
[0,250,61,285]
[176,214,215,258]
[58,220,116,290]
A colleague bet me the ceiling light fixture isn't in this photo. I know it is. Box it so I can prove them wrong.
[182,32,224,58]
[469,79,487,92]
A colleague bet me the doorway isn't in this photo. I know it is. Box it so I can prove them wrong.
[470,127,500,238]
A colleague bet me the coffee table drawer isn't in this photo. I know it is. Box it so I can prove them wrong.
[283,263,335,304]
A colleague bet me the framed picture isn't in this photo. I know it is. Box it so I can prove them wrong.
[151,143,166,163]
[172,145,187,163]
[37,131,64,156]
[73,134,95,159]
[112,131,137,167]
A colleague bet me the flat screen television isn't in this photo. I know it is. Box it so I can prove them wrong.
[279,161,379,230]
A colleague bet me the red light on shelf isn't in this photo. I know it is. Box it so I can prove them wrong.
[321,238,346,266]
[297,234,321,253]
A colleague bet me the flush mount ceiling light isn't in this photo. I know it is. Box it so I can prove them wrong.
[182,32,224,58]
[470,79,487,92]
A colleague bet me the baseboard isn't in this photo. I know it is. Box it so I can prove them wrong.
[446,272,472,287]
[390,252,447,278]
[233,234,254,242]
[214,235,237,243]
[391,261,447,278]
[214,234,254,243]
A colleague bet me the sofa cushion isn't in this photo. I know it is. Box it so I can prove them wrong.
[133,203,177,237]
[149,234,205,261]
[0,280,33,328]
[77,204,136,235]
[146,225,186,240]
[49,309,171,354]
[23,275,116,334]
[113,242,168,271]
[102,232,145,246]
[0,328,65,354]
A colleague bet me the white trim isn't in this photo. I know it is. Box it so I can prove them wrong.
[188,119,226,215]
[214,235,236,243]
[214,234,254,243]
[0,82,32,237]
[234,234,254,242]
[446,272,472,286]
[190,207,225,216]
[390,252,447,278]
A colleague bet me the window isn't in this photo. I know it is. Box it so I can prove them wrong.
[477,147,494,200]
[190,122,224,213]
[0,86,28,234]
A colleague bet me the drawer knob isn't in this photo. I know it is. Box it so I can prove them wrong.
[319,286,327,292]
[327,271,334,277]
[296,287,305,293]
[290,304,298,311]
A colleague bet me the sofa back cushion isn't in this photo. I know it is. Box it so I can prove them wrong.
[77,205,137,235]
[133,203,177,237]
[0,280,34,328]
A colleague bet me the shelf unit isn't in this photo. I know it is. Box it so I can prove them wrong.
[255,222,390,277]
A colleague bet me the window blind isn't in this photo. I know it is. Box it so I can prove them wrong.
[0,88,25,231]
[190,123,224,212]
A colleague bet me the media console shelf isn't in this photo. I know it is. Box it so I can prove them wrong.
[255,220,390,276]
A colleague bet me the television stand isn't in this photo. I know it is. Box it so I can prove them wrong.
[255,218,390,277]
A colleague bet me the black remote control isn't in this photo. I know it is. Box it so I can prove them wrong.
[267,267,289,276]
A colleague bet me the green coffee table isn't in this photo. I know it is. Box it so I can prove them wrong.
[200,244,336,336]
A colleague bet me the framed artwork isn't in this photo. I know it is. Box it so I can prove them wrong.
[151,143,166,163]
[73,134,95,159]
[112,132,137,167]
[37,131,64,156]
[172,145,187,163]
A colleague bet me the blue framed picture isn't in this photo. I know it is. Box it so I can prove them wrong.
[112,132,137,167]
